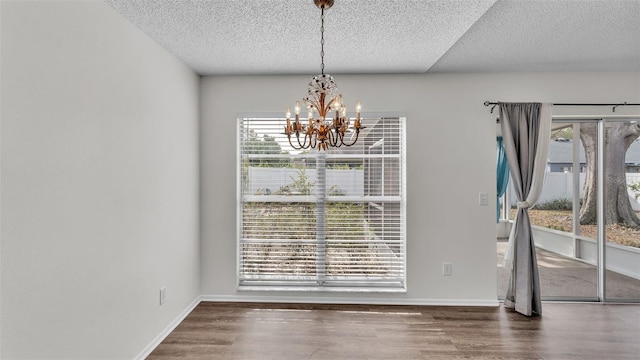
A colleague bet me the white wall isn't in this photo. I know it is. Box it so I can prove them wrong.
[200,72,640,304]
[1,1,200,359]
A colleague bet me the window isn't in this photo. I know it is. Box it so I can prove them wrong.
[238,115,406,291]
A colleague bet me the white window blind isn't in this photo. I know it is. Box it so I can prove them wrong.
[238,115,406,291]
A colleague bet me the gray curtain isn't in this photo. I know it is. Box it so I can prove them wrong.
[500,102,551,316]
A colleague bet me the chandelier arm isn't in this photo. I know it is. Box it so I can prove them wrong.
[341,130,361,147]
[336,130,345,147]
[336,129,344,147]
[288,136,303,150]
[324,128,334,147]
[308,131,316,149]
[305,133,315,149]
[329,128,340,147]
[296,132,311,149]
[307,127,316,142]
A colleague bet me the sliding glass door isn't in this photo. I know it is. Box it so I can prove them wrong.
[498,117,640,302]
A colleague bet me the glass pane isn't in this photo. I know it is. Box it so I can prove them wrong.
[604,120,640,302]
[538,123,597,299]
[241,202,318,281]
[325,202,404,283]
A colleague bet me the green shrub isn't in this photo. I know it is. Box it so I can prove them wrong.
[534,198,573,211]
[629,182,640,200]
[275,168,316,195]
[327,185,345,196]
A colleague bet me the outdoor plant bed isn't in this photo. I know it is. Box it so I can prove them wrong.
[510,209,640,248]
[242,202,402,277]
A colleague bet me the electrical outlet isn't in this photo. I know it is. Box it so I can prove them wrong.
[479,192,488,206]
[442,262,452,276]
[159,287,167,305]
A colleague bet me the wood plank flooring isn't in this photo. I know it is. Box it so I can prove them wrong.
[148,302,640,360]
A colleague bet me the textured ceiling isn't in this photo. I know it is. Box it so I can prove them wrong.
[105,0,640,75]
[429,0,640,72]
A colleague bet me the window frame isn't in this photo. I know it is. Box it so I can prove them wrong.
[236,113,407,292]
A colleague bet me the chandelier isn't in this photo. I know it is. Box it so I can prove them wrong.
[284,0,363,151]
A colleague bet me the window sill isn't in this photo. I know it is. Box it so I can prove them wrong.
[238,285,407,293]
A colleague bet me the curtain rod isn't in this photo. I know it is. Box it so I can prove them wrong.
[483,101,640,114]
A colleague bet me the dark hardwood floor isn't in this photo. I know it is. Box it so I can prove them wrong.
[148,301,640,359]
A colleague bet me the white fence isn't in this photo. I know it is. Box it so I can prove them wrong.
[246,167,364,196]
[510,172,640,210]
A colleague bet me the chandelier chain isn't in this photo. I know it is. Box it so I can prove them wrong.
[320,6,325,75]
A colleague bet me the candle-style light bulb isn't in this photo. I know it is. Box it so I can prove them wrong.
[285,108,292,134]
[295,101,300,115]
[356,101,361,113]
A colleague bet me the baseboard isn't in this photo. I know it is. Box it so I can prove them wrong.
[200,294,499,307]
[134,295,202,360]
